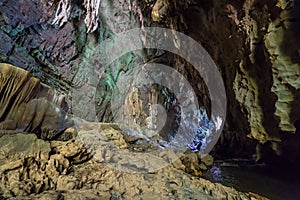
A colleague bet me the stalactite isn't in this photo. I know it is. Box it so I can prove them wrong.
[52,0,101,33]
[83,0,101,33]
[52,0,72,27]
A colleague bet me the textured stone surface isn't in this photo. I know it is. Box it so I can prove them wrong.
[164,0,300,161]
[265,2,300,133]
[1,0,297,199]
[0,63,74,140]
[0,0,299,162]
[76,121,203,174]
[0,132,266,200]
[0,133,50,166]
[0,134,87,198]
[0,0,76,90]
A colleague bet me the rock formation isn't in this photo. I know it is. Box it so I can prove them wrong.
[0,63,74,140]
[1,0,299,162]
[0,132,266,199]
[0,63,267,199]
[1,0,299,198]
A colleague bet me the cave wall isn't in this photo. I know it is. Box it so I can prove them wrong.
[156,0,300,160]
[0,0,299,161]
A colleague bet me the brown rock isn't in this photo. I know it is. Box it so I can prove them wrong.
[180,152,202,176]
[0,132,268,200]
[0,63,74,140]
[201,154,214,167]
[50,140,92,164]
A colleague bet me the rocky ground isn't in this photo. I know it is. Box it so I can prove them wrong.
[0,129,267,200]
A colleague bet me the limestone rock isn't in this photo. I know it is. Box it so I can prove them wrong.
[172,0,300,161]
[0,134,54,197]
[0,133,90,198]
[265,3,300,132]
[50,140,92,164]
[201,154,214,167]
[180,152,202,176]
[1,0,299,166]
[0,63,74,140]
[0,130,267,200]
[0,133,50,166]
[151,0,170,22]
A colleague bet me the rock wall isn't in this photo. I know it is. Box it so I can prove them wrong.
[158,0,300,161]
[0,0,300,162]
